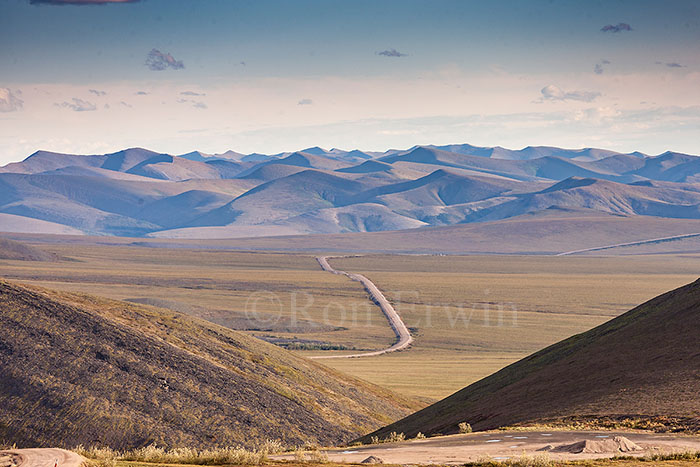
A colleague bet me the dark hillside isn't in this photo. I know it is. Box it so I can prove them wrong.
[0,281,418,449]
[364,278,700,440]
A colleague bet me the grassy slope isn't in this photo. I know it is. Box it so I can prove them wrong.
[0,280,419,450]
[363,278,700,440]
[0,238,58,261]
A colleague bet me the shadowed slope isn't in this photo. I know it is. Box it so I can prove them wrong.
[363,278,700,440]
[0,281,419,450]
[0,238,58,261]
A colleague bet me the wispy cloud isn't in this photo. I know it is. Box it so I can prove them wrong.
[135,91,149,95]
[89,89,106,96]
[594,59,611,75]
[655,61,686,68]
[55,97,97,111]
[30,0,140,4]
[539,84,600,103]
[120,101,132,108]
[0,88,24,112]
[377,48,408,57]
[145,48,185,71]
[177,98,207,109]
[298,98,313,105]
[180,91,205,96]
[601,23,632,33]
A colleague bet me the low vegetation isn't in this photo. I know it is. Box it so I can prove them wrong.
[3,243,697,401]
[464,451,700,467]
[0,280,419,450]
[75,442,285,466]
[459,422,473,433]
[505,415,700,434]
[367,431,406,445]
[361,277,700,440]
[465,454,554,467]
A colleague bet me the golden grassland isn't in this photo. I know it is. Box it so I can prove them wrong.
[324,254,699,398]
[1,243,698,400]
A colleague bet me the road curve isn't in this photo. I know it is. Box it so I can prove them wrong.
[311,256,413,359]
[1,449,83,467]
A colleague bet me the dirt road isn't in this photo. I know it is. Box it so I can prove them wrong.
[275,430,700,464]
[556,232,700,256]
[312,256,413,359]
[0,449,83,467]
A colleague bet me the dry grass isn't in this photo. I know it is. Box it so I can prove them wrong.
[464,452,700,467]
[0,280,419,450]
[324,254,699,398]
[362,276,700,441]
[75,442,285,465]
[1,243,697,400]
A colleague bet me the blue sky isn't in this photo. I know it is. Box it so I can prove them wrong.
[1,0,699,162]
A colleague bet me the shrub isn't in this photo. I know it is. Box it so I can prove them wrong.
[458,422,473,433]
[304,450,329,463]
[72,442,283,466]
[415,432,426,440]
[385,432,405,443]
[464,454,553,467]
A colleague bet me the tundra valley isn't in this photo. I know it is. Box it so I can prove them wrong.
[2,1,699,466]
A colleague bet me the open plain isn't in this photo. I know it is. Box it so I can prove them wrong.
[0,239,697,400]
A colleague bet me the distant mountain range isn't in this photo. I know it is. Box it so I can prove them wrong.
[1,143,700,238]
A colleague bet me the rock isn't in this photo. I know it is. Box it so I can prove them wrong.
[613,436,644,452]
[537,444,554,451]
[554,436,643,454]
[361,455,384,464]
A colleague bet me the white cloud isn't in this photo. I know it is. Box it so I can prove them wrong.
[540,84,601,102]
[55,97,97,111]
[0,88,24,112]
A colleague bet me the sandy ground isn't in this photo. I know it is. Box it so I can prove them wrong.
[0,449,83,467]
[274,430,700,464]
[311,256,413,358]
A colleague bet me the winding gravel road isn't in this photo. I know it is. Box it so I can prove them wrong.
[0,449,83,467]
[311,256,413,359]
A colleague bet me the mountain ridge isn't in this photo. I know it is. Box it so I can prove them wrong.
[2,143,700,238]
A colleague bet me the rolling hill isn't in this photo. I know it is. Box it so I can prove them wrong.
[2,143,700,238]
[0,238,58,261]
[362,278,700,441]
[0,280,419,450]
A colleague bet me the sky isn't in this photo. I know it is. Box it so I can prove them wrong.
[1,0,699,164]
